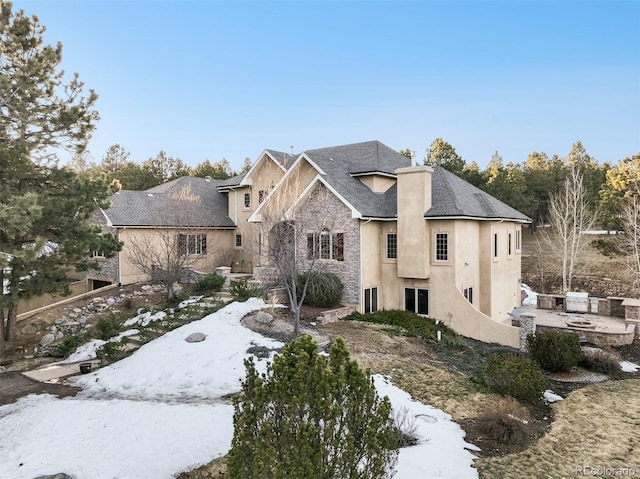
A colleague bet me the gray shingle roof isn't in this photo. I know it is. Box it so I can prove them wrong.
[426,166,530,221]
[297,140,530,222]
[104,177,235,228]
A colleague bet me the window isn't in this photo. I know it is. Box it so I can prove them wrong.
[405,288,429,315]
[178,234,207,255]
[464,286,474,304]
[243,192,251,208]
[91,250,105,258]
[508,232,513,257]
[386,233,397,259]
[364,287,378,313]
[435,233,448,261]
[307,230,344,261]
[258,190,267,203]
[493,232,499,260]
[235,234,243,248]
[515,229,521,252]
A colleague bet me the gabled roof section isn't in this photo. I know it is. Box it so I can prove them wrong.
[238,149,294,187]
[306,140,408,176]
[104,176,235,228]
[426,166,531,222]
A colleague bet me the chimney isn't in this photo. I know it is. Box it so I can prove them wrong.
[395,165,433,279]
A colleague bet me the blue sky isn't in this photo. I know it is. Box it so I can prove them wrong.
[16,0,640,171]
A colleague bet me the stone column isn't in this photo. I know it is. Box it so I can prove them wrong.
[214,266,231,287]
[519,312,536,352]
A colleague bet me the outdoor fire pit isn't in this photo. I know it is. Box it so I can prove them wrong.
[565,319,597,330]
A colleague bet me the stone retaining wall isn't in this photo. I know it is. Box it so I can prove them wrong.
[523,272,638,298]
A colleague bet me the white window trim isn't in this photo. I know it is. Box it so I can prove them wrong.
[364,286,378,314]
[493,231,499,262]
[385,232,397,262]
[307,230,344,261]
[515,228,522,253]
[433,232,450,264]
[243,192,251,209]
[507,231,513,259]
[463,286,474,305]
[404,287,429,316]
[234,233,243,250]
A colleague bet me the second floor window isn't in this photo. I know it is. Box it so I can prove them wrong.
[386,233,397,259]
[307,230,344,261]
[435,233,448,261]
[235,234,243,248]
[244,192,251,208]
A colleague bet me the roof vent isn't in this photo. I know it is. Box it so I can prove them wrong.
[146,193,154,197]
[329,157,335,162]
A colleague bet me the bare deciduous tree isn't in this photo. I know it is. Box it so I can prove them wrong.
[255,175,347,336]
[541,166,597,293]
[619,197,640,295]
[125,185,230,299]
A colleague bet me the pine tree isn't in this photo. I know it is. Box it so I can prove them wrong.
[0,3,120,351]
[227,336,398,479]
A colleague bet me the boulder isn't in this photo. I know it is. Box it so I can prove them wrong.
[39,333,55,347]
[255,311,274,324]
[185,332,206,343]
[54,317,67,325]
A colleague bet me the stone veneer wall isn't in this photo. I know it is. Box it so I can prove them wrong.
[522,272,638,298]
[85,210,120,284]
[294,185,361,305]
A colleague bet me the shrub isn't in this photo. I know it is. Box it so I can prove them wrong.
[193,273,226,294]
[478,353,546,403]
[476,396,531,446]
[93,313,127,341]
[57,333,87,357]
[526,330,583,372]
[579,349,622,376]
[96,338,130,363]
[296,271,344,308]
[227,336,398,479]
[230,279,264,301]
[343,310,457,344]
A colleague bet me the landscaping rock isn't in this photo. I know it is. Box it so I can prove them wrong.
[54,317,67,325]
[185,332,206,343]
[39,333,55,347]
[255,312,274,324]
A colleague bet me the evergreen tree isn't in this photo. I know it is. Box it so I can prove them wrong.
[0,3,120,351]
[228,336,398,479]
[425,138,465,176]
[191,158,233,179]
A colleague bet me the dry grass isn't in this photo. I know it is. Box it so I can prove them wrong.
[476,379,640,478]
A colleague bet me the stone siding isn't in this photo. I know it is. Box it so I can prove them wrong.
[294,185,361,304]
[522,272,638,298]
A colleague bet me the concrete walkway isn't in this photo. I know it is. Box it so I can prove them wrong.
[22,360,100,383]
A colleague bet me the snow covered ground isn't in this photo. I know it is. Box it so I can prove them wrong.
[0,298,479,479]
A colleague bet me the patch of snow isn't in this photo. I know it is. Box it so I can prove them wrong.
[178,295,204,309]
[57,339,106,364]
[521,283,538,307]
[123,309,167,327]
[72,298,281,401]
[0,298,481,479]
[620,361,640,373]
[373,375,479,479]
[544,390,564,402]
[0,394,233,479]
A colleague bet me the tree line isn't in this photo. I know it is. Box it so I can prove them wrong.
[68,145,253,191]
[417,138,639,233]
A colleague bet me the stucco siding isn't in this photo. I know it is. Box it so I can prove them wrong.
[118,228,234,285]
